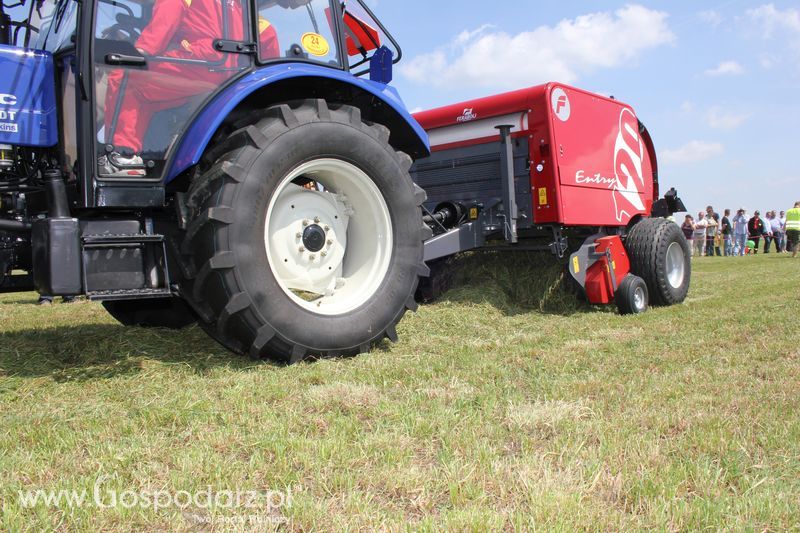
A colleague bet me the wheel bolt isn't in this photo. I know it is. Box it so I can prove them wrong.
[302,219,309,227]
[295,232,302,239]
[324,225,330,231]
[321,251,327,257]
[314,216,321,223]
[309,255,315,261]
[299,246,305,252]
[327,239,333,246]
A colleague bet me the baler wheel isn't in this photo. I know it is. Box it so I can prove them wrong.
[624,218,691,306]
[102,297,198,329]
[179,100,429,363]
[615,274,649,314]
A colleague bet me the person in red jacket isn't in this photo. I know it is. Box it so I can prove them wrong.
[100,0,280,177]
[747,210,765,254]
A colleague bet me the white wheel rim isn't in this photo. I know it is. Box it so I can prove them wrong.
[633,286,646,311]
[666,241,685,289]
[264,158,393,316]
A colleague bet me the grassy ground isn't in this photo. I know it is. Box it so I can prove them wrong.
[1,253,798,530]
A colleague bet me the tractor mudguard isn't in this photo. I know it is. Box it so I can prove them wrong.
[165,63,430,183]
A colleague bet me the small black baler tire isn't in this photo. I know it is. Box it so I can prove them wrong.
[102,297,198,329]
[615,274,649,315]
[179,99,429,363]
[625,218,691,306]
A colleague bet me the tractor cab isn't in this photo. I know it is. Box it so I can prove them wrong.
[1,0,397,207]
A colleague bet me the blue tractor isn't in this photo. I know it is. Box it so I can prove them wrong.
[0,0,430,362]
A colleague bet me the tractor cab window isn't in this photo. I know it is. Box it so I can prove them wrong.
[93,0,250,180]
[36,0,76,52]
[256,0,340,66]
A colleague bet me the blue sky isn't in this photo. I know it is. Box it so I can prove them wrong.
[370,1,800,216]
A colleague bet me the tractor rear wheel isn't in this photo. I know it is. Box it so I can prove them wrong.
[625,218,691,306]
[180,100,429,363]
[102,297,198,329]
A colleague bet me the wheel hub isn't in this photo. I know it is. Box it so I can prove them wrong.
[264,159,393,316]
[302,224,326,252]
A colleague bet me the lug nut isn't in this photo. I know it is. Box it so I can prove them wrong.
[324,225,330,231]
[321,251,327,257]
[302,219,309,227]
[314,216,320,223]
[327,239,333,246]
[299,246,305,252]
[296,232,302,239]
[309,255,315,261]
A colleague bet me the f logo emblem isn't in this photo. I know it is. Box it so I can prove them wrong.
[551,88,571,122]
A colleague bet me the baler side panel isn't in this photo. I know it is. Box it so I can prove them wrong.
[547,85,654,227]
[527,101,561,225]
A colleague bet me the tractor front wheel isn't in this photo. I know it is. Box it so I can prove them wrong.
[180,100,429,363]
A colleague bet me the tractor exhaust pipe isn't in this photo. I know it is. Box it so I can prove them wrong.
[43,169,71,218]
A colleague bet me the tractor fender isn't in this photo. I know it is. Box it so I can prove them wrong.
[165,63,430,183]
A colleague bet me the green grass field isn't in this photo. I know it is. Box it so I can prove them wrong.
[1,253,798,530]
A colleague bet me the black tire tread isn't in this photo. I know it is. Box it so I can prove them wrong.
[179,99,429,363]
[625,218,691,306]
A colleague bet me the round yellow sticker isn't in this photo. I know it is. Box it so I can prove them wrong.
[301,33,330,57]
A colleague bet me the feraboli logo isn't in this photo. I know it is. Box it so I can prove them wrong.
[0,93,17,106]
[456,108,478,123]
[612,108,645,223]
[551,88,570,122]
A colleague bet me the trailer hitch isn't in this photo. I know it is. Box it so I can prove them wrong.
[651,188,687,218]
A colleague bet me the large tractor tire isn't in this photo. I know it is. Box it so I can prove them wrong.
[102,297,198,329]
[180,100,429,363]
[624,217,691,306]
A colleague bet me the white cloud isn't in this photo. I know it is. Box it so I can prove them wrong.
[745,4,800,65]
[699,10,723,28]
[704,61,745,76]
[400,5,675,90]
[661,141,724,164]
[746,4,800,37]
[705,107,750,130]
[680,101,694,113]
[759,54,778,69]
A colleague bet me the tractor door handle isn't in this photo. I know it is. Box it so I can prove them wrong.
[105,53,146,66]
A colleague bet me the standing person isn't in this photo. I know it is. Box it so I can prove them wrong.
[706,210,719,257]
[769,211,783,254]
[693,211,708,257]
[681,214,695,256]
[733,208,748,256]
[779,210,787,252]
[720,208,733,256]
[786,201,800,258]
[748,210,764,254]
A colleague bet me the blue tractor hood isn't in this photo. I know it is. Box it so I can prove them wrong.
[0,44,58,148]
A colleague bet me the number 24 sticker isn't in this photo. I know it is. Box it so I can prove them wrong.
[301,33,330,56]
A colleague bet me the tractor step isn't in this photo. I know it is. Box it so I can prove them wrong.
[81,233,172,300]
[87,287,171,301]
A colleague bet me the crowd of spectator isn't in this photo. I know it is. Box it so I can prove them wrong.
[679,202,800,258]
